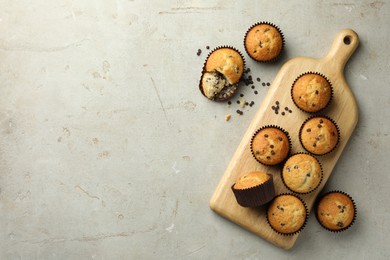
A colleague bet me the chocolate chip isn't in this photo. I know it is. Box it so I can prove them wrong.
[251,85,255,89]
[254,91,258,95]
[266,156,271,160]
[255,150,260,155]
[313,143,317,147]
[197,49,202,56]
[294,165,298,169]
[319,119,324,123]
[228,101,232,105]
[318,124,322,128]
[262,82,266,86]
[316,136,321,140]
[337,205,342,209]
[278,137,283,141]
[236,100,240,104]
[332,132,336,136]
[281,223,285,226]
[306,173,311,177]
[245,102,249,106]
[206,46,210,49]
[289,110,292,113]
[271,151,275,155]
[264,134,269,138]
[276,101,280,105]
[240,94,244,97]
[281,112,285,116]
[267,82,270,86]
[275,110,279,114]
[315,90,319,94]
[285,107,289,111]
[286,166,291,172]
[257,77,260,82]
[337,222,343,227]
[272,106,276,110]
[307,128,311,132]
[270,145,274,148]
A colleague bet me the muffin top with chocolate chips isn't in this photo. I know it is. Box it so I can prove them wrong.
[233,171,270,190]
[267,194,307,235]
[251,126,290,166]
[300,117,339,155]
[316,192,356,231]
[282,153,322,194]
[244,23,283,62]
[292,73,332,113]
[204,48,244,84]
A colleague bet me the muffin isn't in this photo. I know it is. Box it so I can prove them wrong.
[282,153,323,194]
[299,116,339,155]
[200,47,244,101]
[251,126,290,166]
[267,194,308,235]
[244,22,284,62]
[316,191,356,232]
[231,171,275,207]
[291,73,332,113]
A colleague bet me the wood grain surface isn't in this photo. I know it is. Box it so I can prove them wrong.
[210,29,360,250]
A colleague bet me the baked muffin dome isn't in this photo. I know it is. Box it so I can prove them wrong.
[201,47,244,101]
[282,153,322,194]
[251,126,290,166]
[267,194,308,235]
[232,171,275,207]
[300,116,339,155]
[316,191,356,231]
[244,23,284,62]
[292,73,332,113]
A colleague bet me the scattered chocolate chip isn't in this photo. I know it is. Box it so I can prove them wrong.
[266,156,271,160]
[271,151,275,155]
[285,107,289,111]
[313,143,317,147]
[319,119,324,123]
[337,222,343,227]
[286,166,291,172]
[236,100,240,104]
[270,145,274,148]
[337,205,342,209]
[257,77,261,82]
[262,82,266,86]
[206,46,210,49]
[306,173,311,177]
[255,150,260,155]
[245,102,249,106]
[266,82,270,86]
[272,106,276,110]
[254,91,258,94]
[278,137,283,141]
[251,85,255,89]
[307,128,311,132]
[289,110,292,113]
[276,101,279,105]
[228,101,231,105]
[240,94,244,97]
[281,112,285,116]
[294,165,298,169]
[264,134,269,138]
[281,223,285,226]
[197,49,202,56]
[315,90,319,94]
[312,103,316,107]
[275,110,279,114]
[316,136,321,140]
[318,124,322,128]
[331,132,336,136]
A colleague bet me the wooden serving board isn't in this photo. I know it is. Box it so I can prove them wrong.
[209,29,359,250]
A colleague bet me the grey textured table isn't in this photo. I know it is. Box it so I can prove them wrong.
[1,1,389,259]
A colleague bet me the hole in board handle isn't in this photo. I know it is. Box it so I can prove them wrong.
[343,35,352,45]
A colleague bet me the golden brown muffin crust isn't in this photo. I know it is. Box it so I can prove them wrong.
[205,48,244,84]
[252,127,290,165]
[282,154,322,193]
[234,171,270,190]
[300,117,338,155]
[292,74,331,112]
[317,192,355,230]
[245,24,283,61]
[267,195,307,234]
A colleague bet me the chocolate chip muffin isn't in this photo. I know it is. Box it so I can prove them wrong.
[316,191,356,232]
[244,22,284,62]
[251,126,290,166]
[200,47,244,101]
[282,153,323,194]
[232,171,275,207]
[292,73,332,113]
[300,116,339,155]
[267,194,308,235]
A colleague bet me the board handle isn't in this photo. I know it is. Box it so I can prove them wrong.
[324,29,359,70]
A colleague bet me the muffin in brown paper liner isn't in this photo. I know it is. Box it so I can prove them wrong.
[281,152,324,195]
[266,193,309,236]
[199,46,245,101]
[250,125,291,166]
[231,172,275,207]
[315,191,357,232]
[290,72,333,113]
[243,22,285,63]
[299,115,340,156]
